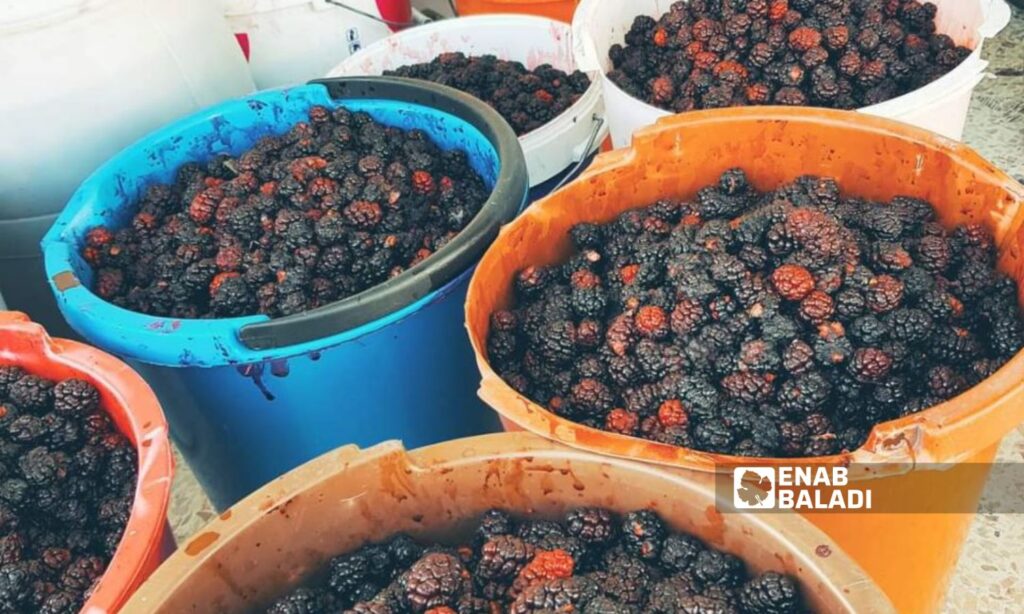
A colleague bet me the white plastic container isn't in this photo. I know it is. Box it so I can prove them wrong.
[572,0,1012,148]
[329,14,608,189]
[224,0,411,89]
[0,0,255,333]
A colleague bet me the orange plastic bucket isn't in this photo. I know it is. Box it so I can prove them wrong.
[122,433,894,613]
[456,0,579,22]
[465,108,1024,614]
[0,311,174,612]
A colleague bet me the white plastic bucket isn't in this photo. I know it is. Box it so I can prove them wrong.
[0,0,254,330]
[328,14,608,188]
[572,0,1012,147]
[224,0,412,88]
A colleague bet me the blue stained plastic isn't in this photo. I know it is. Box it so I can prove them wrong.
[43,81,528,509]
[130,268,489,510]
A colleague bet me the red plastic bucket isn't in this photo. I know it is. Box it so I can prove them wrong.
[0,311,174,612]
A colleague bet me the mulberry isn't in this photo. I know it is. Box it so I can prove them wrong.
[8,376,53,412]
[51,380,99,418]
[739,572,800,614]
[620,510,666,561]
[477,536,536,582]
[926,365,967,398]
[510,577,594,614]
[782,340,815,375]
[565,508,617,548]
[570,379,615,418]
[402,553,471,612]
[691,550,744,588]
[267,587,337,614]
[694,419,736,453]
[866,275,905,314]
[511,549,575,597]
[670,299,706,336]
[778,373,830,414]
[659,533,704,574]
[599,554,652,606]
[847,348,893,382]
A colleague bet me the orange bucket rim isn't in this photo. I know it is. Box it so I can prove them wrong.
[0,311,174,611]
[466,106,1024,473]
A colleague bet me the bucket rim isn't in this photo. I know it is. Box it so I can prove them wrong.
[466,106,1024,472]
[327,13,608,175]
[325,13,606,141]
[328,13,602,107]
[0,311,173,612]
[121,433,896,614]
[571,0,1005,123]
[41,78,528,367]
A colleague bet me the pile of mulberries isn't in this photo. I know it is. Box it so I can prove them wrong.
[265,508,805,613]
[81,105,491,319]
[486,168,1024,457]
[385,53,592,136]
[0,367,137,612]
[607,0,973,111]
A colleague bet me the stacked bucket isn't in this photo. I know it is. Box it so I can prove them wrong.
[0,0,1019,611]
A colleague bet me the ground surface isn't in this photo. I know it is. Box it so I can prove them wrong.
[941,7,1024,612]
[167,6,1024,612]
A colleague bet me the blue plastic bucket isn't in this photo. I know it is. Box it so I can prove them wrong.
[42,78,528,509]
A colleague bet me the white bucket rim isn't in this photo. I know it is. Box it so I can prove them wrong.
[329,13,610,185]
[573,0,1010,123]
[329,14,606,138]
[330,13,592,74]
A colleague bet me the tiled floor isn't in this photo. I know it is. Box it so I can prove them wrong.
[938,7,1024,612]
[167,7,1024,612]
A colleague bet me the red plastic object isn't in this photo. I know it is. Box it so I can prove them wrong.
[0,312,174,612]
[376,0,413,30]
[456,0,578,22]
[235,33,251,61]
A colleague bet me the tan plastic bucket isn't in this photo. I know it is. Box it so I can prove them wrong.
[465,107,1024,613]
[122,433,893,612]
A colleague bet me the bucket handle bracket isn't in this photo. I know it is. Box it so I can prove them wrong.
[554,114,606,193]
